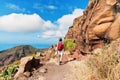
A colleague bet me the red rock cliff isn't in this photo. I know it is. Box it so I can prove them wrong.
[65,0,120,53]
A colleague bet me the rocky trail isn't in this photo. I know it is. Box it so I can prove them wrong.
[29,59,73,80]
[28,55,89,80]
[42,62,71,80]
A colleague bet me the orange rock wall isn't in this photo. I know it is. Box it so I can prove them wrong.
[65,0,120,53]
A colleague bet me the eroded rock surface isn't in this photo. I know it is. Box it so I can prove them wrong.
[14,56,40,80]
[65,0,120,53]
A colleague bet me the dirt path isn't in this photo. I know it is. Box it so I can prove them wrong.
[29,58,72,80]
[43,63,71,80]
[29,56,90,80]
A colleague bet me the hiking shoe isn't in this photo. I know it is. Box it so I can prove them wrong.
[59,61,62,65]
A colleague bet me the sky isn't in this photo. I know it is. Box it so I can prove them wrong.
[0,0,88,51]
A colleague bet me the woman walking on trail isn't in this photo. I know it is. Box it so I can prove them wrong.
[57,38,64,65]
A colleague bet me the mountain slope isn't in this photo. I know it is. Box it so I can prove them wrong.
[0,45,40,66]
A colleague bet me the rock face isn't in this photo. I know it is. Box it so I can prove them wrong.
[14,56,40,79]
[65,0,120,53]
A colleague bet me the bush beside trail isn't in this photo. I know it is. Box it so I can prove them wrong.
[0,60,20,80]
[64,39,76,51]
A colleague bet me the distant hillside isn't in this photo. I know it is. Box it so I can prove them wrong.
[0,45,40,66]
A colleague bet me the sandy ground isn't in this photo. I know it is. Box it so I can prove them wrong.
[43,63,71,80]
[29,54,91,80]
[29,56,90,80]
[29,58,72,80]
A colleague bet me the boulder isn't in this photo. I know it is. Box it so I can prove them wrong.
[106,14,120,40]
[24,71,31,77]
[14,56,40,79]
[93,22,112,36]
[36,52,41,57]
[44,46,55,61]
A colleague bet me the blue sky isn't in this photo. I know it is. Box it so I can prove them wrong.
[0,0,88,50]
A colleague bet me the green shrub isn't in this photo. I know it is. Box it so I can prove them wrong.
[26,53,36,57]
[12,60,20,65]
[0,61,19,80]
[64,39,76,51]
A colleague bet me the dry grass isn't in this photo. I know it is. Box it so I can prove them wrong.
[64,42,120,80]
[62,52,120,80]
[86,47,120,80]
[87,54,120,80]
[63,56,93,80]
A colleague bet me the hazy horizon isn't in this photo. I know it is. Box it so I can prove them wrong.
[0,43,53,51]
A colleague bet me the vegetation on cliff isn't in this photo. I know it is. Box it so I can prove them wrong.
[80,39,120,80]
[64,39,76,51]
[0,60,20,80]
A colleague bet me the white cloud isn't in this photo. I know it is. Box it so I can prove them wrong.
[6,3,26,12]
[33,3,57,12]
[0,13,55,32]
[41,30,64,38]
[48,5,57,10]
[0,8,83,38]
[41,8,83,38]
[57,8,83,30]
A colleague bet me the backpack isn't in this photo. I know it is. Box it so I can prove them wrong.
[57,42,64,51]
